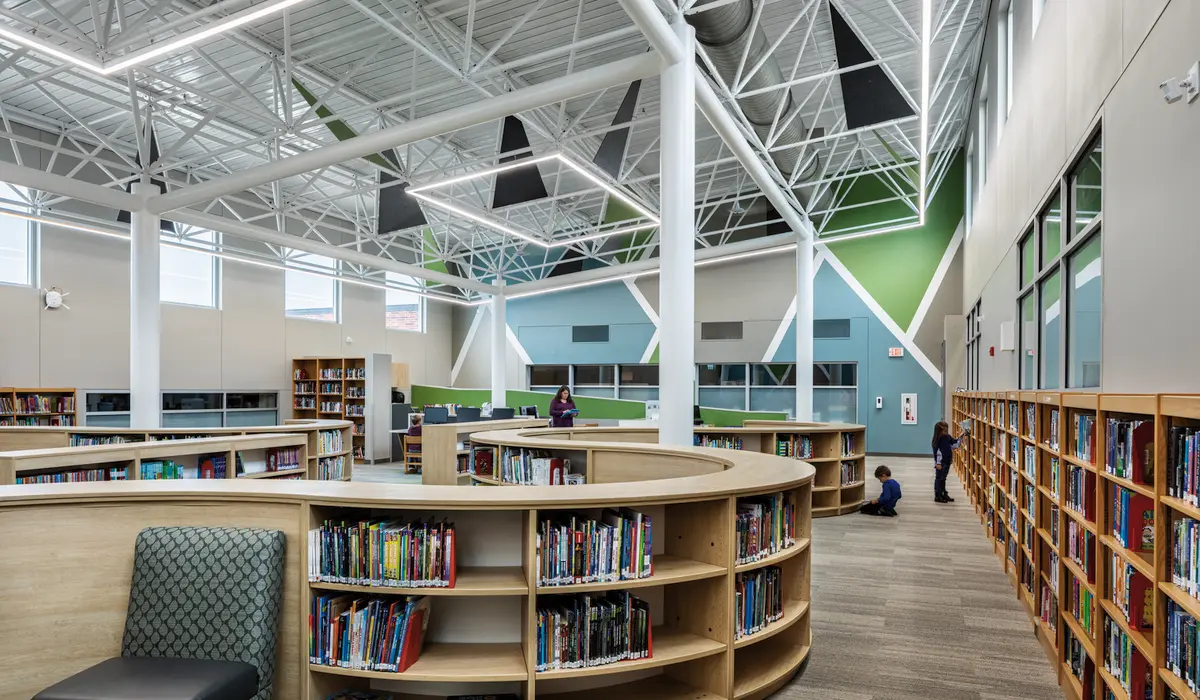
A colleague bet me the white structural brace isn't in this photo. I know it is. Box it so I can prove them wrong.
[148,53,666,215]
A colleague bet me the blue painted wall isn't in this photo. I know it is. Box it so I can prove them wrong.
[508,281,655,364]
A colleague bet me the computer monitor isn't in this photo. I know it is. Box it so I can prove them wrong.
[491,407,516,420]
[456,406,481,423]
[519,405,539,418]
[694,405,704,426]
[423,406,450,424]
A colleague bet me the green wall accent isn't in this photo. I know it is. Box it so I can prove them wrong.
[410,385,647,420]
[606,198,656,265]
[292,78,397,173]
[700,407,787,428]
[823,151,965,331]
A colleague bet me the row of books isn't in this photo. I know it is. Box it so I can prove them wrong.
[69,434,136,446]
[841,433,856,456]
[1166,600,1200,693]
[1066,465,1097,520]
[4,416,74,426]
[1009,435,1018,465]
[294,381,315,394]
[319,368,344,379]
[536,510,652,586]
[320,402,344,413]
[1065,626,1096,698]
[1110,555,1153,630]
[775,435,813,459]
[840,461,860,485]
[353,446,365,460]
[734,566,783,640]
[1047,408,1060,450]
[295,398,316,410]
[346,387,366,398]
[346,405,365,417]
[309,594,429,673]
[319,429,344,455]
[736,492,797,565]
[1050,504,1060,547]
[318,455,346,480]
[1106,419,1154,485]
[320,382,343,395]
[16,467,126,484]
[694,435,743,449]
[1068,573,1095,635]
[1023,444,1036,479]
[140,460,187,480]
[1067,519,1096,582]
[1008,401,1018,432]
[1168,426,1200,505]
[1102,616,1150,699]
[1050,458,1060,500]
[6,395,75,413]
[1173,518,1200,598]
[535,592,651,671]
[347,368,367,379]
[267,447,302,471]
[308,519,456,588]
[499,449,580,485]
[1025,404,1035,439]
[1112,487,1154,552]
[1076,414,1097,463]
[294,368,310,380]
[1039,582,1058,632]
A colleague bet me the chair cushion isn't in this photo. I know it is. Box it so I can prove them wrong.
[33,657,258,700]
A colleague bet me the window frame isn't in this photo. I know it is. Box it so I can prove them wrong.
[0,183,36,288]
[160,228,220,309]
[384,272,426,333]
[284,252,341,323]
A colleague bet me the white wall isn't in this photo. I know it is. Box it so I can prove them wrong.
[962,0,1190,390]
[0,223,453,413]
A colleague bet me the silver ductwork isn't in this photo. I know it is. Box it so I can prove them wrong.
[688,0,823,202]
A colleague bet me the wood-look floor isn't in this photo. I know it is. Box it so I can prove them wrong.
[775,456,1061,700]
[354,456,1062,699]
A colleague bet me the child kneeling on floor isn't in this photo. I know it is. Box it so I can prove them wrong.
[860,465,901,517]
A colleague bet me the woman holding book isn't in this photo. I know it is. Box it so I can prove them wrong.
[549,385,578,428]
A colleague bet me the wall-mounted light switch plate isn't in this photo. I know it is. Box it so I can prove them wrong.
[1188,61,1200,103]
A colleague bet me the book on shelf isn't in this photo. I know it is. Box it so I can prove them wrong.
[293,368,309,380]
[1110,554,1153,630]
[1051,458,1061,500]
[16,467,126,484]
[320,368,344,380]
[1009,402,1018,431]
[294,381,315,394]
[266,447,302,472]
[1103,617,1150,699]
[499,448,577,485]
[536,509,652,586]
[308,518,456,588]
[840,460,860,485]
[535,591,651,671]
[776,435,813,458]
[1048,408,1061,451]
[1064,626,1095,697]
[1023,444,1036,479]
[736,492,797,565]
[14,394,75,414]
[320,401,343,413]
[694,434,743,449]
[1025,404,1036,439]
[69,435,134,447]
[735,565,783,639]
[1106,419,1154,485]
[347,367,366,379]
[1168,425,1200,505]
[841,432,856,456]
[1067,519,1096,583]
[318,455,347,480]
[469,445,495,477]
[1112,486,1154,552]
[295,397,316,410]
[1173,517,1200,597]
[1039,580,1058,631]
[318,430,344,455]
[199,454,228,479]
[309,594,429,672]
[1166,599,1200,691]
[1051,506,1060,547]
[1076,415,1097,463]
[1067,463,1097,521]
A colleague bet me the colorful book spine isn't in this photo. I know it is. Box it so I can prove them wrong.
[317,455,346,480]
[841,433,855,457]
[1024,444,1036,480]
[1076,414,1097,463]
[1064,625,1095,697]
[734,566,784,639]
[1067,519,1095,583]
[308,519,456,588]
[1112,486,1155,552]
[1169,426,1200,505]
[318,430,344,455]
[1050,457,1060,500]
[499,449,578,485]
[1066,464,1096,521]
[694,435,743,449]
[309,594,429,672]
[1106,418,1154,484]
[1025,405,1036,439]
[840,461,860,485]
[1068,572,1094,635]
[1048,408,1061,450]
[735,492,797,565]
[1166,599,1200,692]
[267,446,303,471]
[535,592,651,671]
[1103,617,1150,697]
[1173,518,1200,599]
[536,509,652,586]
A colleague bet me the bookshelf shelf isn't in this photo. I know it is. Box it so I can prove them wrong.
[1061,612,1096,658]
[1062,453,1095,471]
[1161,581,1200,619]
[537,628,725,679]
[310,641,528,682]
[1098,666,1130,700]
[1061,504,1096,533]
[543,675,724,700]
[1099,469,1154,498]
[1099,534,1154,579]
[733,599,809,650]
[1162,494,1200,520]
[1098,598,1154,660]
[733,537,811,573]
[237,467,306,479]
[733,639,810,700]
[537,554,725,593]
[307,572,531,600]
[1160,668,1200,700]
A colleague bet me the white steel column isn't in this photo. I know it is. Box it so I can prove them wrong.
[490,289,507,410]
[795,235,814,421]
[129,182,162,429]
[658,19,696,447]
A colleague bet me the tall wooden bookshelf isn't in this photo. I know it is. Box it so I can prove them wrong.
[292,355,390,465]
[0,388,77,427]
[952,391,1200,700]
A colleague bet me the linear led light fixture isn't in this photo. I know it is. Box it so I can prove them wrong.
[409,152,659,248]
[917,0,932,222]
[0,0,312,75]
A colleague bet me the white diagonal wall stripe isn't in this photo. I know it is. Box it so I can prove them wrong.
[624,278,661,365]
[640,328,660,364]
[760,249,827,363]
[506,322,534,366]
[906,219,964,338]
[819,245,944,386]
[450,307,486,386]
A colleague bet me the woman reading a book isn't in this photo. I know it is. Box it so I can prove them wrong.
[549,385,578,428]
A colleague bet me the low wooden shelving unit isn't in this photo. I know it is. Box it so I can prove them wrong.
[953,390,1200,700]
[0,426,815,700]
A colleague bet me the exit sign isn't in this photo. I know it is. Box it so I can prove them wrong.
[888,347,904,357]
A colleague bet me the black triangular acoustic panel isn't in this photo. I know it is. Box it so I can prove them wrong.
[378,170,429,233]
[829,4,916,130]
[117,124,175,233]
[593,80,642,179]
[492,116,548,209]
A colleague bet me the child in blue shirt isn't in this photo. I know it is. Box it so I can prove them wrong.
[860,465,901,517]
[932,421,967,503]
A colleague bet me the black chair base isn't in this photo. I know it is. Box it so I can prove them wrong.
[34,656,258,700]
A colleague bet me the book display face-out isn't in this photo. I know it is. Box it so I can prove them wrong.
[0,426,815,700]
[952,391,1200,700]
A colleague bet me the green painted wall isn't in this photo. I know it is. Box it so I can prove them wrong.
[700,407,788,428]
[823,151,965,331]
[410,385,646,420]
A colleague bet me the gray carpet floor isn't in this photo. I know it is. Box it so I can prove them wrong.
[354,455,1063,698]
[774,456,1062,700]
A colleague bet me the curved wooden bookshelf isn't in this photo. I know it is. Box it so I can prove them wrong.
[0,425,816,700]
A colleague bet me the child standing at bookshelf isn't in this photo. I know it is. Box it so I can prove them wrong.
[860,465,901,516]
[932,421,966,503]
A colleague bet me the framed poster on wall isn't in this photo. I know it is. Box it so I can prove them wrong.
[901,393,918,425]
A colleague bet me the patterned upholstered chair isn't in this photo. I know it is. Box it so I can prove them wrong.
[34,526,286,700]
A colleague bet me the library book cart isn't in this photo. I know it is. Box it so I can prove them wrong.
[0,419,354,482]
[0,427,815,700]
[464,422,866,516]
[952,391,1200,700]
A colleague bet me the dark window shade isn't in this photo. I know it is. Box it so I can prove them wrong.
[701,321,743,341]
[814,319,851,338]
[530,365,569,386]
[572,325,609,343]
[813,363,857,387]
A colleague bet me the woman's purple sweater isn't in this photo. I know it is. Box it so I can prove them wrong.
[549,399,576,427]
